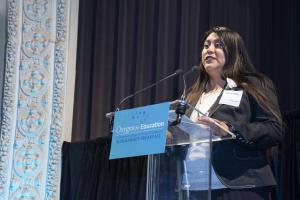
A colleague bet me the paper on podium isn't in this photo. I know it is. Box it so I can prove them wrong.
[167,110,234,146]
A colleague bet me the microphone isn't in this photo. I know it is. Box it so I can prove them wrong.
[181,65,200,100]
[116,68,183,111]
[106,68,183,133]
[171,65,200,126]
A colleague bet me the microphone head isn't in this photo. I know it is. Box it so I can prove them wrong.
[191,65,200,71]
[175,68,184,74]
[183,65,200,76]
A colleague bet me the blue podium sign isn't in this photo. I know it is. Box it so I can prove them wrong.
[109,102,169,159]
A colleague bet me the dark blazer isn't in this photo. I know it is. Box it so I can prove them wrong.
[185,78,282,189]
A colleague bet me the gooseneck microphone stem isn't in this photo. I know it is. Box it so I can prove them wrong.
[116,68,183,111]
[181,74,187,100]
[171,66,200,126]
[181,65,200,100]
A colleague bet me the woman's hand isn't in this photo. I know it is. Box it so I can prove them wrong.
[166,130,173,142]
[196,116,229,137]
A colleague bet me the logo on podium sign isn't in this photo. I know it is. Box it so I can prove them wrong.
[109,102,169,159]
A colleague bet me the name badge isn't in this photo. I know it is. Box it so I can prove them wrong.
[219,90,243,107]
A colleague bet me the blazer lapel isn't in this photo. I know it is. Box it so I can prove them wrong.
[186,89,224,118]
[207,89,225,117]
[186,78,240,117]
[208,85,243,117]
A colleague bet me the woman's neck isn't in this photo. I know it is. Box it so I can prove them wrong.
[206,78,226,92]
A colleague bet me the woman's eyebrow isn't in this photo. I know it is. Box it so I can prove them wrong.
[204,38,221,43]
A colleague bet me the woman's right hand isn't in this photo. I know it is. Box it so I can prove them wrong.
[197,116,229,137]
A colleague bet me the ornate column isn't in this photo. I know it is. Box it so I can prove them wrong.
[0,0,70,199]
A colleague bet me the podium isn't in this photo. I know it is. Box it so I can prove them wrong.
[146,110,235,200]
[108,102,235,199]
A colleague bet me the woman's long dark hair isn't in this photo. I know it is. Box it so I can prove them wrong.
[187,26,282,124]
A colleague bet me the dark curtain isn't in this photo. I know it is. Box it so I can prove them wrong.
[72,0,300,141]
[60,137,147,200]
[280,110,300,200]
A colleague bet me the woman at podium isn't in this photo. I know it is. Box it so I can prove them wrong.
[181,26,282,200]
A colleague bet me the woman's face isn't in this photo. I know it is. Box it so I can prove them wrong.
[201,32,226,77]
